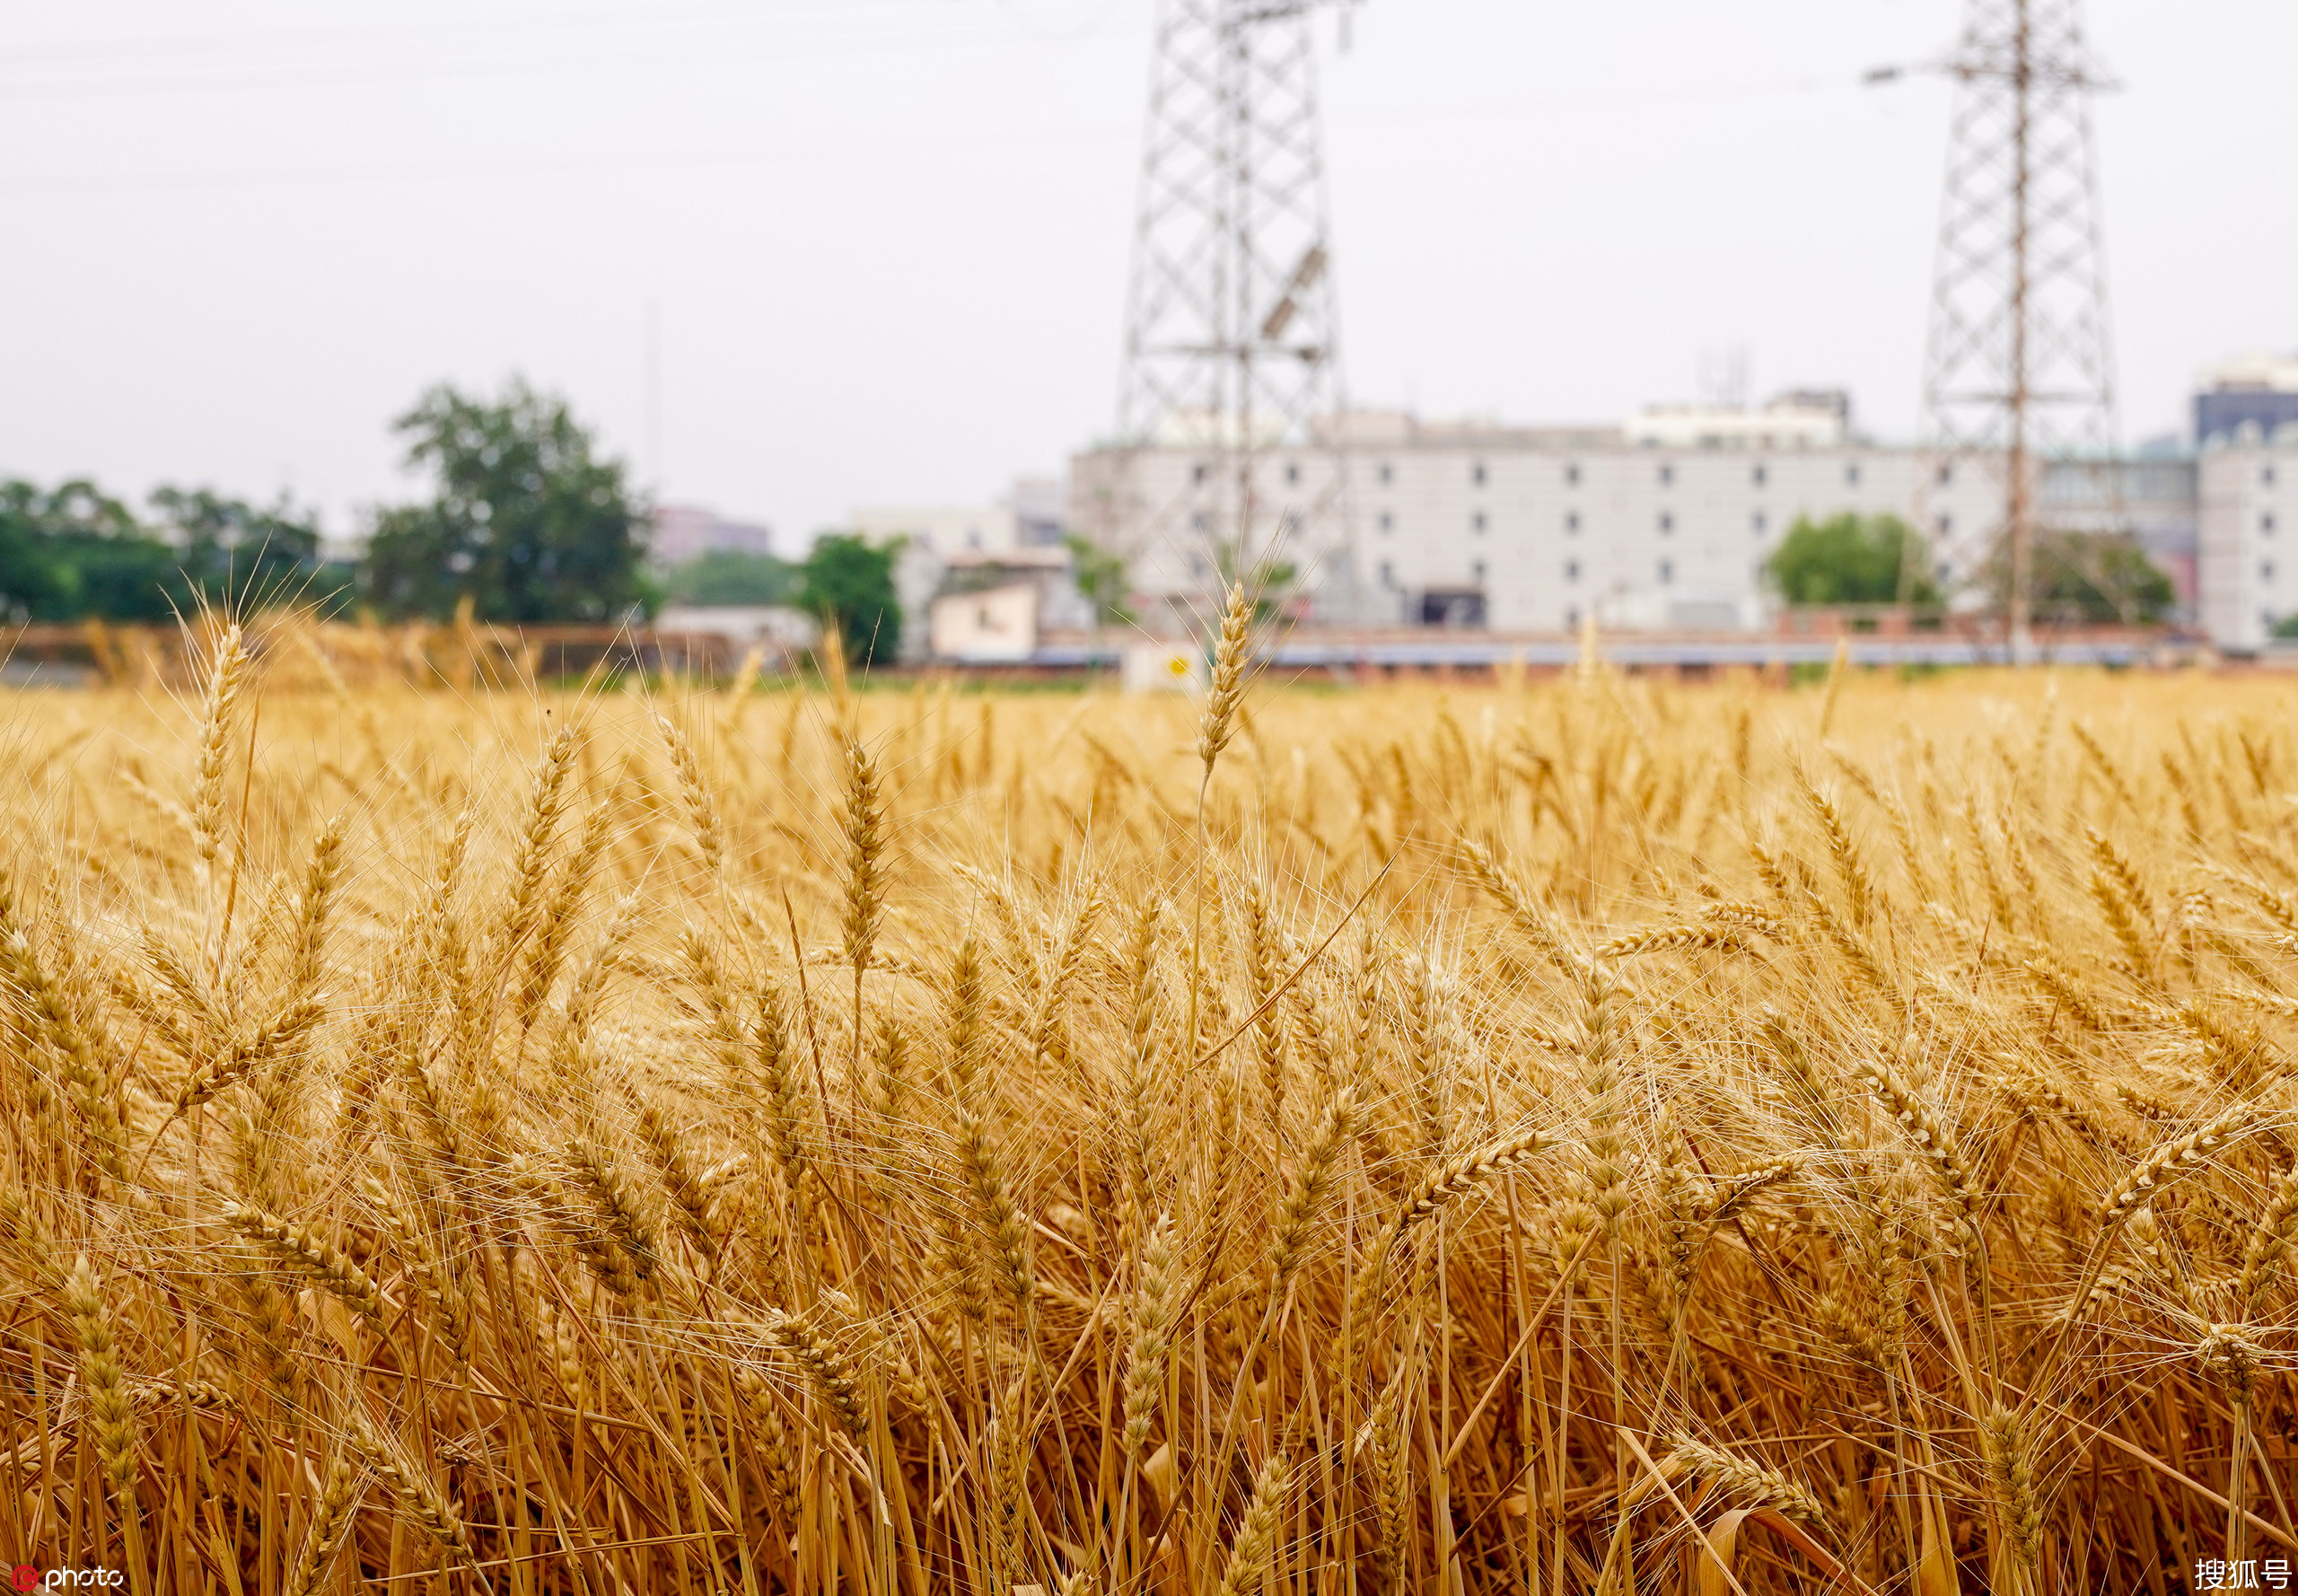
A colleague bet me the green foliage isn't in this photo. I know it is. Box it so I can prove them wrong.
[2272,613,2298,641]
[148,487,349,613]
[798,533,902,665]
[1209,540,1298,624]
[0,479,337,623]
[1766,513,1937,607]
[2023,531,2176,626]
[360,380,650,624]
[1063,533,1133,627]
[662,548,798,607]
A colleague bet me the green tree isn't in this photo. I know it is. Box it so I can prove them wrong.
[149,487,347,614]
[0,479,174,621]
[798,533,902,665]
[1765,513,1937,606]
[662,548,797,607]
[1209,540,1297,625]
[0,481,85,619]
[0,479,345,623]
[360,380,650,623]
[1063,533,1133,628]
[1996,531,2175,626]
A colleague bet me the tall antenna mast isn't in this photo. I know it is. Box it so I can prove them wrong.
[1112,0,1355,614]
[1892,0,2118,659]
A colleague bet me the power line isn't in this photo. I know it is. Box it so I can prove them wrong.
[0,22,1083,102]
[0,0,1042,66]
[0,73,1842,197]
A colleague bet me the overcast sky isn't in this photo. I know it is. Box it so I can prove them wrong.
[2,0,2290,550]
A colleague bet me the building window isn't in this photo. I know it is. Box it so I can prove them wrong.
[1470,559,1487,582]
[1566,463,1581,486]
[1380,561,1395,585]
[1190,512,1209,532]
[1658,513,1674,533]
[1471,512,1487,533]
[1658,559,1674,584]
[1471,461,1487,486]
[1750,511,1767,535]
[1846,462,1862,486]
[1566,512,1581,533]
[1285,462,1300,486]
[1565,560,1580,583]
[1751,464,1767,487]
[1936,512,1952,535]
[2264,561,2276,583]
[1377,512,1394,533]
[1937,462,1953,487]
[1192,461,1208,485]
[1378,462,1393,486]
[2266,513,2278,535]
[1658,464,1674,487]
[2267,465,2278,487]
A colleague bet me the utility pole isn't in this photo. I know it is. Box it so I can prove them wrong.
[1882,0,2118,661]
[1103,0,1358,624]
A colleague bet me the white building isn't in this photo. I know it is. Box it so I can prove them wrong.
[2197,433,2298,650]
[1071,397,2006,633]
[853,503,1022,558]
[850,476,1070,560]
[930,583,1039,663]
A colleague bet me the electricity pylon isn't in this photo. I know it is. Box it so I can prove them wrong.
[1107,0,1358,618]
[1886,0,2119,657]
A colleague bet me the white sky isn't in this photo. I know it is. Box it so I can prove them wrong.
[1,0,2290,550]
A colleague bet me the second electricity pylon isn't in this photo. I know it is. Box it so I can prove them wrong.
[1899,0,2119,657]
[1110,0,1356,618]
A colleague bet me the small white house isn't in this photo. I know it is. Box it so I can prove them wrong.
[930,583,1039,662]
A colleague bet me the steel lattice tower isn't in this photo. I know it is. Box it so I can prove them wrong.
[1914,0,2118,654]
[1110,0,1355,614]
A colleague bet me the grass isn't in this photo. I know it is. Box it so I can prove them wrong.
[0,612,2293,1593]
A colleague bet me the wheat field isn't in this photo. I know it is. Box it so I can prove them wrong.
[1,607,2294,1595]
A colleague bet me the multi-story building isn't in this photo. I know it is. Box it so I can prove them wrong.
[1070,397,2006,633]
[2197,434,2298,650]
[850,476,1070,560]
[650,504,777,565]
[1070,359,2298,648]
[2196,354,2298,448]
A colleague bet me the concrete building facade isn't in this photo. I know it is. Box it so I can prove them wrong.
[2195,354,2298,448]
[1071,399,2008,633]
[2197,435,2298,650]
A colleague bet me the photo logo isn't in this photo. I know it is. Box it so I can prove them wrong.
[8,1573,126,1590]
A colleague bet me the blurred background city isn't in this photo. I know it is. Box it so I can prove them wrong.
[3,0,2295,680]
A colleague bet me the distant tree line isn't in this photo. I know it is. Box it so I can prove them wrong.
[3,378,907,661]
[1765,511,2173,624]
[0,480,346,624]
